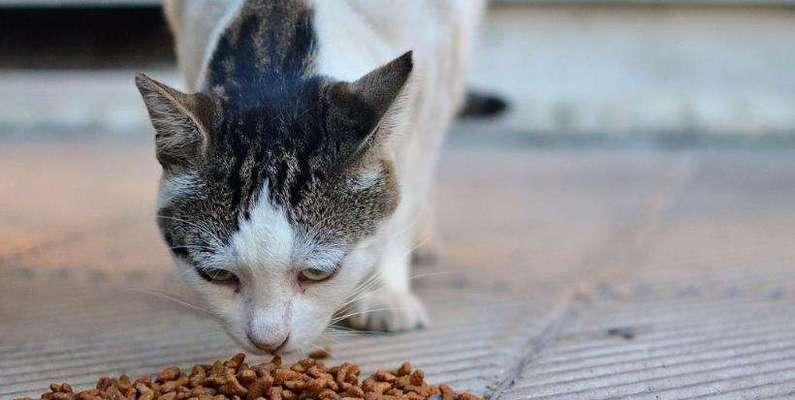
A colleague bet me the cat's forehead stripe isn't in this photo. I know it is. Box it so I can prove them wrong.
[231,185,294,270]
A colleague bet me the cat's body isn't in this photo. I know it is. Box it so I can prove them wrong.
[137,0,484,353]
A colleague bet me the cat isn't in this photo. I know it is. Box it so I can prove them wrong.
[135,0,485,354]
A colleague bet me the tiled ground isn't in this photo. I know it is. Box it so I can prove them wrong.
[2,133,794,399]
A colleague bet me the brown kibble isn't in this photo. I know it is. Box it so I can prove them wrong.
[160,393,178,400]
[77,393,102,400]
[281,389,296,400]
[162,380,182,393]
[251,361,277,379]
[396,362,412,377]
[318,389,339,400]
[273,368,304,385]
[363,381,391,395]
[221,372,248,396]
[284,380,308,391]
[439,384,456,400]
[190,365,207,387]
[307,365,329,379]
[269,386,283,400]
[225,353,246,370]
[135,382,153,393]
[237,368,257,386]
[290,363,307,373]
[406,392,425,400]
[159,367,182,383]
[304,377,327,395]
[245,377,272,400]
[34,355,481,400]
[139,392,155,400]
[374,371,397,383]
[49,384,63,393]
[336,363,360,386]
[343,384,365,398]
[210,361,226,376]
[409,370,424,386]
[309,347,331,360]
[401,385,426,395]
[134,376,152,386]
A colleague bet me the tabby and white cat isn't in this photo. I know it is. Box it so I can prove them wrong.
[135,0,484,354]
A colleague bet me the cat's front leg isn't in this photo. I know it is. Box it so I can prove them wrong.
[347,234,430,332]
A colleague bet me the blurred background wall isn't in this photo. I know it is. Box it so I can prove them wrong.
[1,0,794,145]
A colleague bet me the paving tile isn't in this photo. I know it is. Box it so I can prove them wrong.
[3,138,795,399]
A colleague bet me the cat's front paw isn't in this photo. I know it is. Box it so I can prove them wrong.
[346,290,430,332]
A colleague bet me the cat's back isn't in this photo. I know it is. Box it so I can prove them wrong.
[165,0,483,91]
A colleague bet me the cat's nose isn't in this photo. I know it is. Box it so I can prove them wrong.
[247,332,289,353]
[246,326,290,354]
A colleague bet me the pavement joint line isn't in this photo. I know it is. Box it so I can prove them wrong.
[487,155,698,399]
[483,292,579,400]
[578,153,697,289]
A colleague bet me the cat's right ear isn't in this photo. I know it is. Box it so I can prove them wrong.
[134,73,211,169]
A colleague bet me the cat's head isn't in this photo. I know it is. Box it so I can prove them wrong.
[135,52,412,353]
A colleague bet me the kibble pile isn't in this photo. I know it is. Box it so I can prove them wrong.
[23,353,482,400]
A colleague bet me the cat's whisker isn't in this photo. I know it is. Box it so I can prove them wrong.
[124,287,214,317]
[409,270,455,280]
[339,276,384,309]
[329,306,411,325]
[344,272,384,301]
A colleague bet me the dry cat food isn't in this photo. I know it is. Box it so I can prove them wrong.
[22,353,482,400]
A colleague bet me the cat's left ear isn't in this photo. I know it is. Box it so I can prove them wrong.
[327,51,413,157]
[135,73,212,169]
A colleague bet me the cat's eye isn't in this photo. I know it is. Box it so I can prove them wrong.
[299,267,335,282]
[197,267,239,284]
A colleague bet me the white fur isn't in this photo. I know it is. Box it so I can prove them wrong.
[350,165,382,191]
[194,0,246,92]
[157,173,199,209]
[311,0,485,330]
[231,185,295,272]
[163,0,485,349]
[183,184,377,352]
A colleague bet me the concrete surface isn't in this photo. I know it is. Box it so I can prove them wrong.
[469,4,795,136]
[1,130,794,399]
[4,3,795,140]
